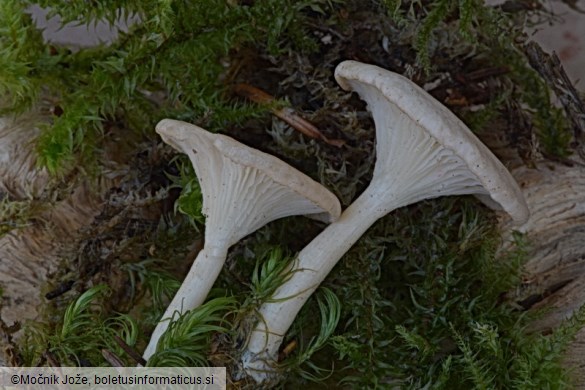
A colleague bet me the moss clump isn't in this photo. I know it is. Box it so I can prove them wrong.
[20,285,138,366]
[312,198,580,389]
[0,197,38,237]
[1,0,332,174]
[381,0,574,157]
[147,297,236,367]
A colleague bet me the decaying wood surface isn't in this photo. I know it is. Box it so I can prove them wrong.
[0,185,107,326]
[0,114,112,326]
[501,158,585,387]
[0,115,48,198]
[507,161,585,325]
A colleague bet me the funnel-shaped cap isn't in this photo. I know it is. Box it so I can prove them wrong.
[156,119,342,246]
[335,61,529,223]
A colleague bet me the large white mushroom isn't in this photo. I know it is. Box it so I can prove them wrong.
[143,119,341,360]
[240,60,529,382]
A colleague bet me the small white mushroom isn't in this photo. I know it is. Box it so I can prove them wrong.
[241,60,529,382]
[143,119,341,360]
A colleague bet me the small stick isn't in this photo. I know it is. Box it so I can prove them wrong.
[278,340,297,362]
[113,335,147,366]
[102,348,125,367]
[45,280,75,300]
[233,83,345,147]
[43,350,60,367]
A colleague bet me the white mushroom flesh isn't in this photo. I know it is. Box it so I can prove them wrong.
[143,119,340,361]
[240,61,529,383]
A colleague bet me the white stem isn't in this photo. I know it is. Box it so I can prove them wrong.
[241,189,393,381]
[143,245,228,361]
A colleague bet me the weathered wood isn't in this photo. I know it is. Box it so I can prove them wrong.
[0,115,48,198]
[502,159,585,387]
[0,114,109,326]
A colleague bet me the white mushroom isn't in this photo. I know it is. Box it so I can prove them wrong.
[240,60,529,382]
[143,119,341,360]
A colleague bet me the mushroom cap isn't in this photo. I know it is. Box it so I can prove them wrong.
[334,60,529,224]
[156,119,341,246]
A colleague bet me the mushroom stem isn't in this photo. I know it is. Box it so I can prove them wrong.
[143,119,340,362]
[241,188,389,379]
[142,246,228,360]
[240,60,529,383]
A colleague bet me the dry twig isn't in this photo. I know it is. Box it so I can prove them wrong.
[233,83,345,147]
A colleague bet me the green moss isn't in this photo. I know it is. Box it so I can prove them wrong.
[4,1,584,388]
[147,297,236,367]
[168,155,205,227]
[0,197,38,237]
[2,0,334,174]
[20,285,138,366]
[0,0,46,114]
[381,0,573,157]
[278,199,582,389]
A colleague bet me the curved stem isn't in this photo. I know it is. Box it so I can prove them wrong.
[241,190,388,380]
[143,245,228,361]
